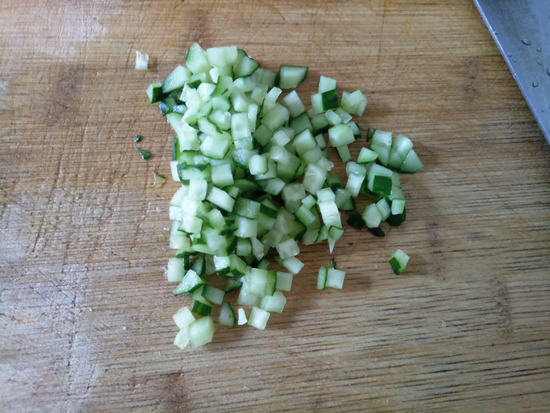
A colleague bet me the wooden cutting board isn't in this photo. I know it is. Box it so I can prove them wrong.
[1,1,549,411]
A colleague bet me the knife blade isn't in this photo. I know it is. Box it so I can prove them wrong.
[474,0,550,144]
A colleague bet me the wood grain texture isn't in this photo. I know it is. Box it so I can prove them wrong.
[1,0,549,412]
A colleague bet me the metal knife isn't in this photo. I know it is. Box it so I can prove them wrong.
[474,0,550,144]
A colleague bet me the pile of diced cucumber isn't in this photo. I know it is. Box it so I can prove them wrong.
[145,44,422,349]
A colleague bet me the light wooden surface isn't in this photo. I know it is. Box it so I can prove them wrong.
[1,1,549,412]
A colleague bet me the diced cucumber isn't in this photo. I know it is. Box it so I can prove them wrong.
[174,328,190,349]
[186,43,212,74]
[341,90,367,116]
[387,207,406,226]
[163,65,192,93]
[260,291,286,313]
[173,307,195,330]
[275,272,293,291]
[202,284,225,305]
[376,198,391,221]
[237,308,248,325]
[173,269,205,295]
[318,76,337,93]
[167,258,185,282]
[328,124,354,147]
[362,203,382,228]
[388,134,413,169]
[248,306,270,329]
[367,163,393,196]
[326,268,345,289]
[188,316,215,347]
[346,209,366,230]
[238,288,261,307]
[357,147,378,164]
[234,197,261,219]
[281,90,306,118]
[325,110,342,126]
[225,277,243,293]
[262,104,289,131]
[192,300,213,316]
[399,149,424,174]
[290,112,313,135]
[279,65,308,89]
[146,82,163,103]
[206,46,238,68]
[370,130,392,166]
[391,199,406,215]
[219,302,236,327]
[389,249,410,275]
[234,54,260,79]
[281,256,304,274]
[312,113,330,134]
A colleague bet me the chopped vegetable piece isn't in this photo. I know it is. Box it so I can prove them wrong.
[346,210,366,230]
[219,302,236,327]
[279,65,308,89]
[368,227,385,237]
[326,268,346,289]
[357,147,378,164]
[135,147,151,160]
[192,301,213,316]
[153,171,166,187]
[260,291,287,313]
[135,50,149,70]
[248,306,270,329]
[173,307,195,330]
[318,76,337,93]
[387,208,407,226]
[399,149,424,174]
[237,308,248,325]
[173,269,204,296]
[275,272,293,291]
[174,328,190,349]
[146,82,163,103]
[167,258,185,282]
[188,316,215,347]
[367,128,376,141]
[389,249,410,275]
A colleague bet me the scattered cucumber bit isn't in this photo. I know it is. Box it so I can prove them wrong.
[145,44,424,349]
[135,51,149,71]
[153,171,166,187]
[135,147,151,160]
[389,249,410,275]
